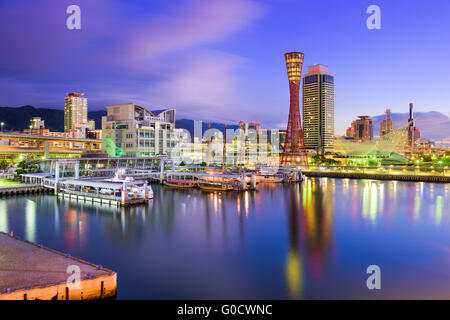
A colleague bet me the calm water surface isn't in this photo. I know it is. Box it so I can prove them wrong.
[0,178,449,299]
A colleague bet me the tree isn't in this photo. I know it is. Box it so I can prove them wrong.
[17,160,29,170]
[102,133,124,157]
[0,160,8,171]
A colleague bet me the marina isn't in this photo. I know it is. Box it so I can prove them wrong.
[15,157,306,205]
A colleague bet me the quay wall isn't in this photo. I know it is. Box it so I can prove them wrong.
[303,171,450,183]
[0,185,51,197]
[0,232,117,300]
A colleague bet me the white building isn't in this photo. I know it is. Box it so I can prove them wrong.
[64,93,88,133]
[101,103,180,157]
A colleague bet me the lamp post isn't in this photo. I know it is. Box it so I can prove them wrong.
[1,122,4,132]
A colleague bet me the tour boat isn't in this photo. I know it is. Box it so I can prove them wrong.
[163,179,197,189]
[198,181,234,192]
[255,174,284,184]
[163,173,198,189]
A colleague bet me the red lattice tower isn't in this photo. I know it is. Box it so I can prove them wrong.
[280,52,308,167]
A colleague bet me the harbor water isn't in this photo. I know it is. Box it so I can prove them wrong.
[0,177,449,299]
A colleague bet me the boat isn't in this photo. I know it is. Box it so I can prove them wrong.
[198,181,235,192]
[279,170,304,183]
[255,174,284,183]
[163,173,198,189]
[163,179,197,188]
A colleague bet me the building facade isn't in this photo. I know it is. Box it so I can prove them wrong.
[302,64,335,154]
[346,116,374,142]
[380,108,394,136]
[64,93,88,133]
[101,103,180,157]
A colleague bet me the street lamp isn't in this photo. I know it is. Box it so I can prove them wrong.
[1,122,4,132]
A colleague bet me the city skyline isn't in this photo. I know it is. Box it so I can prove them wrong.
[0,0,449,136]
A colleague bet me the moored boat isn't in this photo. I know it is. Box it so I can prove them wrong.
[255,174,284,183]
[198,181,234,192]
[163,173,198,189]
[164,180,197,188]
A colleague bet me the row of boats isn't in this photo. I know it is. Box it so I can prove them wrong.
[163,171,302,192]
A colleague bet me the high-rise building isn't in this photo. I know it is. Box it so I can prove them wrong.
[380,108,394,136]
[302,64,334,154]
[64,93,88,132]
[346,116,373,141]
[280,52,308,166]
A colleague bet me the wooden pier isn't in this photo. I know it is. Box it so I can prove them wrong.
[0,232,117,300]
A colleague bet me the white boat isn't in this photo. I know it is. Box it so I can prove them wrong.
[255,174,284,183]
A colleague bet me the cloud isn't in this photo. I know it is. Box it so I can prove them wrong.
[140,50,246,121]
[0,0,264,116]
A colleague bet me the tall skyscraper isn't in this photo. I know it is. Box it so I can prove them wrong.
[380,108,394,136]
[280,52,308,167]
[64,92,87,132]
[302,64,334,154]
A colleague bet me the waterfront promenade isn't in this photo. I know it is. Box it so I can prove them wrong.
[0,232,116,300]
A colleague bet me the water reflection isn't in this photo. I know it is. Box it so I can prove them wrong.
[0,200,8,233]
[25,199,36,242]
[0,178,449,299]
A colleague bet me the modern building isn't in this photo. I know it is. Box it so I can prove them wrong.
[30,117,45,130]
[380,108,394,136]
[302,64,335,154]
[101,103,180,157]
[24,117,50,136]
[64,93,88,133]
[346,116,374,142]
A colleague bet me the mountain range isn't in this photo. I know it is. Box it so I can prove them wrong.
[0,106,106,131]
[0,105,239,136]
[0,106,448,141]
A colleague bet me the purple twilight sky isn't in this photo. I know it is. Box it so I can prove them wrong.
[0,0,449,134]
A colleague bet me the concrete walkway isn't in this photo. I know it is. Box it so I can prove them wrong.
[0,232,116,300]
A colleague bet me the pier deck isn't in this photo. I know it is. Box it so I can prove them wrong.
[0,232,116,300]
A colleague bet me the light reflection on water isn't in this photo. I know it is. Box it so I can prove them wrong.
[0,178,449,299]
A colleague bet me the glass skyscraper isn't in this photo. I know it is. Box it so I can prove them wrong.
[302,64,335,154]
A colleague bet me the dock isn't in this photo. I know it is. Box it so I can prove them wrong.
[0,232,116,300]
[0,184,50,197]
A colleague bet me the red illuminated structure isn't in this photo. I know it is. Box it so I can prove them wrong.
[280,52,308,167]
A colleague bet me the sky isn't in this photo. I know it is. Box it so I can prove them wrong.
[0,0,449,134]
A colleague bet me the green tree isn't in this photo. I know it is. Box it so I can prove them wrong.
[102,133,124,157]
[0,160,8,171]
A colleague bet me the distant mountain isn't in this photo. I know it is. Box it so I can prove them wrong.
[0,106,106,131]
[0,106,238,136]
[175,119,239,138]
[2,106,448,142]
[372,111,450,141]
